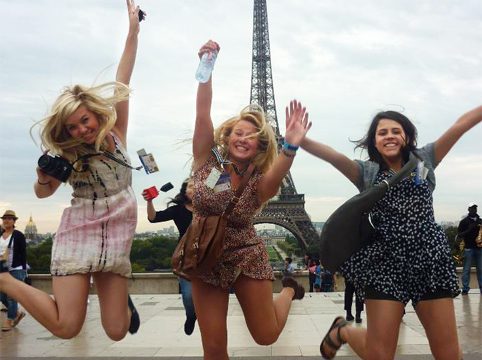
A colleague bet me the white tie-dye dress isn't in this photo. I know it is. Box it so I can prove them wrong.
[51,133,137,277]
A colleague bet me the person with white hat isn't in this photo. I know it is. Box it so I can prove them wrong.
[0,210,27,331]
[457,203,482,295]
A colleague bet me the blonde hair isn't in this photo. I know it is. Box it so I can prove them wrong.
[213,104,277,173]
[32,81,130,165]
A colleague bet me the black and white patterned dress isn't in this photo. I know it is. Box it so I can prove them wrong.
[340,167,460,306]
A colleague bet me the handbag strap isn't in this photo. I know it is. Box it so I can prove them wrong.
[223,163,256,217]
[378,155,419,190]
[7,233,14,249]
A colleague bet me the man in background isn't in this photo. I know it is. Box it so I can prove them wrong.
[457,202,482,294]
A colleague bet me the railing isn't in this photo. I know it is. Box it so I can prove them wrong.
[27,268,475,294]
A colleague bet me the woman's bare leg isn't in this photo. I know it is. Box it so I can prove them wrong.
[93,272,130,341]
[191,278,229,360]
[321,299,404,359]
[416,298,461,360]
[233,275,295,345]
[0,271,89,338]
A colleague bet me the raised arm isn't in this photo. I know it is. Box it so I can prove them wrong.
[433,105,482,165]
[113,0,141,144]
[300,137,360,186]
[141,190,158,221]
[257,100,311,203]
[193,40,220,172]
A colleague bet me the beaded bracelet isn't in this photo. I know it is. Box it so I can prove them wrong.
[282,140,299,152]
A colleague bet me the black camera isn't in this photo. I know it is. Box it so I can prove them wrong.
[38,154,73,182]
[160,182,174,192]
[138,8,146,22]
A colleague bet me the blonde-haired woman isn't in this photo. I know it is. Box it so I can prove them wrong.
[0,0,142,340]
[191,40,311,359]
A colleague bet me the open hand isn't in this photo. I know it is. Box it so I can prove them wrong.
[284,100,311,146]
[126,0,142,34]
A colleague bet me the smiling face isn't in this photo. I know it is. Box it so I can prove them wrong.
[228,120,259,164]
[374,118,407,166]
[64,105,100,145]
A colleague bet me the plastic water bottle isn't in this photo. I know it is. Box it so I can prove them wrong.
[195,51,218,83]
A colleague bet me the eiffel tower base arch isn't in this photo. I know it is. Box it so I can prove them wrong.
[253,194,319,250]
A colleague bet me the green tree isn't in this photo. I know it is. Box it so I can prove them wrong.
[26,234,180,273]
[130,235,178,271]
[27,238,52,273]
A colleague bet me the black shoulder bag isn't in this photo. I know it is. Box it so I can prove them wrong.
[320,156,418,272]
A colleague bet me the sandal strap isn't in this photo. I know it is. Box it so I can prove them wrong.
[320,316,349,359]
[334,319,349,345]
[323,331,341,351]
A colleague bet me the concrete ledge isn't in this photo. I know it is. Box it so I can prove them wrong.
[27,268,477,295]
[28,271,314,294]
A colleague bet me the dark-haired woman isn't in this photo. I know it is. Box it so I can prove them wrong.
[142,179,196,335]
[302,107,482,359]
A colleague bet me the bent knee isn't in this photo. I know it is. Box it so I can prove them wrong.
[103,324,128,341]
[51,323,83,339]
[252,331,279,346]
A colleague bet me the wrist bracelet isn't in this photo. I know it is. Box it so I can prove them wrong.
[37,179,51,186]
[282,140,299,152]
[281,148,296,158]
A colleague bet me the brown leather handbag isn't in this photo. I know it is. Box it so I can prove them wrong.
[172,164,255,279]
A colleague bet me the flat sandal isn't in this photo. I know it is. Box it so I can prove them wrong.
[320,316,349,359]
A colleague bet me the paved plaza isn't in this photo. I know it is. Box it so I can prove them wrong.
[0,291,481,359]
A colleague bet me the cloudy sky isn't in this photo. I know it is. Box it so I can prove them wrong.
[1,0,482,234]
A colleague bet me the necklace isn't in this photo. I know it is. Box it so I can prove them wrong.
[231,163,249,177]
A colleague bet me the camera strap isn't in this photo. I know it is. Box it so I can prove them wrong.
[101,151,143,171]
[72,152,142,172]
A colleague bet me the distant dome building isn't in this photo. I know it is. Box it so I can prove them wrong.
[24,215,39,242]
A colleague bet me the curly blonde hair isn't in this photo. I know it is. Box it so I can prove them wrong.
[213,104,277,174]
[32,81,130,166]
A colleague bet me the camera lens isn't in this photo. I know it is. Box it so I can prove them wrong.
[38,154,53,170]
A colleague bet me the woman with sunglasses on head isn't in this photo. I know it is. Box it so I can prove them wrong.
[301,107,482,359]
[0,0,143,340]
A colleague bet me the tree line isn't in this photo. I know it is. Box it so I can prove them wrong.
[26,226,463,273]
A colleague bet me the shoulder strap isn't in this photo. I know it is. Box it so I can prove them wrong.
[381,155,419,190]
[7,232,14,249]
[223,163,256,217]
[365,153,419,190]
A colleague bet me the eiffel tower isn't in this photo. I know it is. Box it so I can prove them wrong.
[250,0,318,249]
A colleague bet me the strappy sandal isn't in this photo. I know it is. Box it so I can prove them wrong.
[2,319,13,332]
[13,311,26,327]
[320,316,349,359]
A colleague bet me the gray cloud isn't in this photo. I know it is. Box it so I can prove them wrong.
[1,0,481,233]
